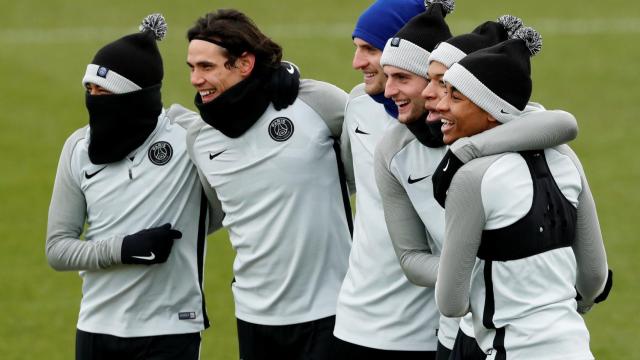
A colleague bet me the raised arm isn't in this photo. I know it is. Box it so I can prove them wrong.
[451,108,578,163]
[434,109,579,206]
[299,79,355,193]
[166,103,203,130]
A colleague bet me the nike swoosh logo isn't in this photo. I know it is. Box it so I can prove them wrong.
[132,252,155,261]
[209,150,225,160]
[500,109,509,114]
[285,63,295,74]
[408,174,431,184]
[355,126,370,135]
[84,166,107,179]
[442,159,450,172]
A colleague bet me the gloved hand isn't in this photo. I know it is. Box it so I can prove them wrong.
[574,291,591,314]
[121,223,182,265]
[432,149,464,208]
[267,61,300,111]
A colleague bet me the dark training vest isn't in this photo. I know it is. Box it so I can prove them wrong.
[478,150,577,262]
[477,151,578,358]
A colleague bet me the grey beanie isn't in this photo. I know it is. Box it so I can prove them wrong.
[379,0,454,77]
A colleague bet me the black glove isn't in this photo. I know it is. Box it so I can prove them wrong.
[432,150,464,208]
[267,61,300,111]
[121,223,182,265]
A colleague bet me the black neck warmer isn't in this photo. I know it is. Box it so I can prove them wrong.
[406,113,445,148]
[86,84,162,164]
[196,64,300,138]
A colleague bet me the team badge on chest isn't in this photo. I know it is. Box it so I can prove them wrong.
[148,141,173,166]
[268,117,294,142]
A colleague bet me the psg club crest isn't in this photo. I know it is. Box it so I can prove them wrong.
[97,66,109,78]
[268,117,294,142]
[148,141,173,166]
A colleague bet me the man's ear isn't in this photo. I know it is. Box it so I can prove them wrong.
[486,112,501,130]
[236,52,255,76]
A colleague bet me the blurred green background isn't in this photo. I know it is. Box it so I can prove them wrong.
[1,0,638,359]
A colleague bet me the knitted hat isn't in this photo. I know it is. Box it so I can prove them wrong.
[380,0,454,78]
[82,14,167,94]
[428,15,523,68]
[443,26,543,123]
[352,0,425,51]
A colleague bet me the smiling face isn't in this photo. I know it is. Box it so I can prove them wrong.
[187,39,250,103]
[383,65,428,124]
[436,83,499,144]
[421,61,448,125]
[352,37,386,95]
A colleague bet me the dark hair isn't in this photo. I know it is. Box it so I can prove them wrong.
[187,9,282,73]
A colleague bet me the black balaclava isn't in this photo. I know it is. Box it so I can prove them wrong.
[86,85,162,164]
[82,14,166,164]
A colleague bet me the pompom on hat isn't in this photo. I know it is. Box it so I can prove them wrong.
[428,15,523,68]
[379,0,455,78]
[82,14,167,94]
[442,26,543,123]
[352,0,425,51]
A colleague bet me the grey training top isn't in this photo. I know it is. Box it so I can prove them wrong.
[184,78,353,325]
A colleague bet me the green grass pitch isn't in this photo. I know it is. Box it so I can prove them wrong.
[1,0,638,358]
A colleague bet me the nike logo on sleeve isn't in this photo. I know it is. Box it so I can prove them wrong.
[407,174,431,184]
[209,150,226,160]
[84,166,107,179]
[131,252,156,261]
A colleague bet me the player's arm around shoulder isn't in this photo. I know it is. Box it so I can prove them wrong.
[299,79,354,194]
[298,79,348,139]
[166,103,203,130]
[46,127,122,271]
[450,106,578,163]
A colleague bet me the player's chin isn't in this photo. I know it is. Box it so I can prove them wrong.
[442,126,458,145]
[364,82,384,96]
[396,109,412,124]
